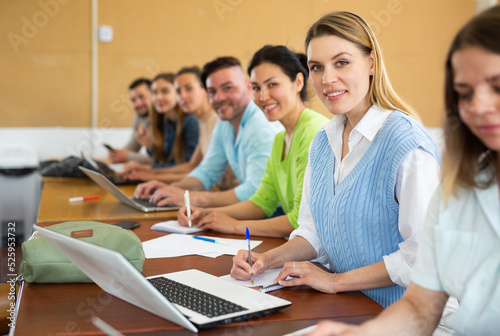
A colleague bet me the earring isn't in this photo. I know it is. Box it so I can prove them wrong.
[370,70,374,76]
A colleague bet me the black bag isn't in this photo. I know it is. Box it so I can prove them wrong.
[38,156,113,178]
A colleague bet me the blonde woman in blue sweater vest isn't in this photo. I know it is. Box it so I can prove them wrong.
[231,11,440,308]
[307,6,500,335]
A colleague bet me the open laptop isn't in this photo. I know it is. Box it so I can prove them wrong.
[81,152,139,185]
[79,166,180,212]
[34,225,291,332]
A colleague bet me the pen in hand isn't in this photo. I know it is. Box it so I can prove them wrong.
[246,227,254,284]
[184,190,192,228]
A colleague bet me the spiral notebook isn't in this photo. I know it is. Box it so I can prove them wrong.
[220,268,290,293]
[258,282,285,293]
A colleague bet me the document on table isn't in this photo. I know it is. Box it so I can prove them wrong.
[142,233,262,259]
[151,220,205,234]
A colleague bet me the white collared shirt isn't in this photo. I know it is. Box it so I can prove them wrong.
[291,105,441,287]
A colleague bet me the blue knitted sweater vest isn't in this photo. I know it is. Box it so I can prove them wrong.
[309,111,440,308]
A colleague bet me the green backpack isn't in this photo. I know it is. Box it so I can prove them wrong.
[19,221,145,283]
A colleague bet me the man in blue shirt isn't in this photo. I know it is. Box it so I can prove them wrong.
[134,57,280,207]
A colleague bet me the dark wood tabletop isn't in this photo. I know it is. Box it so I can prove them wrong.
[13,220,383,335]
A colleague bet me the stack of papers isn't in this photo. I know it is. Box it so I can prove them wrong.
[151,220,205,234]
[142,233,262,259]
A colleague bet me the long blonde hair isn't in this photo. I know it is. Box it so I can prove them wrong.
[150,73,187,164]
[441,5,500,199]
[305,11,421,122]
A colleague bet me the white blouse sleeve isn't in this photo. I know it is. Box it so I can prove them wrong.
[383,147,440,287]
[289,161,329,265]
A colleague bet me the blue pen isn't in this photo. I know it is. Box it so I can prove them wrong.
[246,227,254,284]
[192,235,227,245]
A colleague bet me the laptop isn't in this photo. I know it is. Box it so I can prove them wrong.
[34,225,292,332]
[79,166,180,212]
[81,152,139,185]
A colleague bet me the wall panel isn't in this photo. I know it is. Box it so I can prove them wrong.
[1,0,476,127]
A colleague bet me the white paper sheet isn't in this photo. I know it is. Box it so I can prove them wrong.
[151,220,205,234]
[142,233,262,259]
[142,234,214,258]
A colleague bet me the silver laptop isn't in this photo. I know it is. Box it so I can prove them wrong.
[81,152,138,185]
[79,166,180,212]
[34,225,291,332]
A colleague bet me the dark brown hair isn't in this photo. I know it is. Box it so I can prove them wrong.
[128,77,151,90]
[247,45,309,102]
[176,66,202,82]
[200,56,241,89]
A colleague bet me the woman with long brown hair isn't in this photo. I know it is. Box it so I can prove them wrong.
[134,72,198,168]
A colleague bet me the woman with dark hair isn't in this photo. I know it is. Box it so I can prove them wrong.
[177,45,329,237]
[231,11,440,308]
[132,72,199,169]
[306,5,500,336]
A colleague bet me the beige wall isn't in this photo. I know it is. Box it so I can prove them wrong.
[1,0,476,128]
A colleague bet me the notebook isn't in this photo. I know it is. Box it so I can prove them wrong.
[79,166,180,212]
[152,220,205,234]
[34,225,291,332]
[259,282,286,293]
[220,268,288,293]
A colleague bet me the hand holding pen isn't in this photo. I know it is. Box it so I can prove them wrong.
[177,205,204,227]
[230,249,267,281]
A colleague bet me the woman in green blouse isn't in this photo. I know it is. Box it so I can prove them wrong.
[178,45,329,237]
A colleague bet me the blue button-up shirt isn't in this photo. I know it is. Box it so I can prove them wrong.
[189,101,281,201]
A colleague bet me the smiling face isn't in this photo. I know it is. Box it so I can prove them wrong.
[151,78,177,114]
[175,73,207,114]
[307,35,373,119]
[129,83,151,116]
[452,47,500,152]
[250,62,303,122]
[205,66,251,122]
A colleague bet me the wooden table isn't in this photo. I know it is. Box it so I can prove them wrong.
[13,220,383,335]
[37,177,178,224]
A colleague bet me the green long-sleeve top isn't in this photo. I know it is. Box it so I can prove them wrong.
[250,108,329,229]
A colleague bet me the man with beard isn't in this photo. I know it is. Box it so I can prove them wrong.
[107,78,153,164]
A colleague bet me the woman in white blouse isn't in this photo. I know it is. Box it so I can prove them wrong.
[231,11,440,308]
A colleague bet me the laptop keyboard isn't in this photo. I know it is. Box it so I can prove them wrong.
[148,277,248,318]
[132,197,158,207]
[132,198,176,208]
